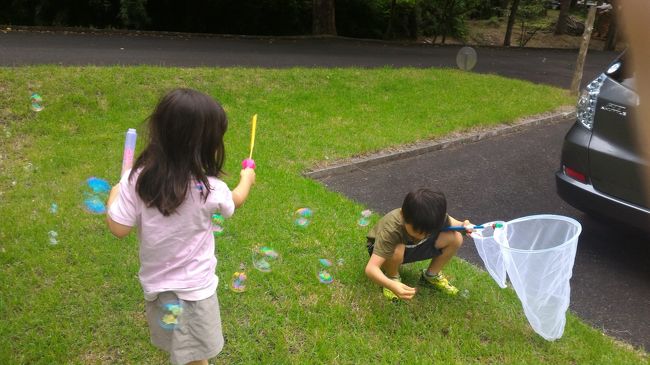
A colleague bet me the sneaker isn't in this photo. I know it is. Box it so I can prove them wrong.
[420,270,459,296]
[383,276,401,301]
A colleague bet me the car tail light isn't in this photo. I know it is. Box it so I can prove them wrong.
[563,165,587,183]
[576,74,607,130]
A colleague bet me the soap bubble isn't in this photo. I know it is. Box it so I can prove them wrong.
[84,196,106,214]
[252,246,281,272]
[317,258,334,284]
[87,177,111,193]
[456,46,477,71]
[460,289,470,299]
[357,209,372,227]
[48,230,58,245]
[317,270,333,284]
[212,213,224,237]
[83,177,110,214]
[30,93,44,112]
[294,208,313,228]
[50,203,58,214]
[337,258,344,266]
[230,263,247,293]
[159,301,183,331]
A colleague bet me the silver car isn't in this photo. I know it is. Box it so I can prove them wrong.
[555,53,650,232]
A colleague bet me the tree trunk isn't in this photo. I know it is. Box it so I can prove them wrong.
[503,0,521,46]
[312,0,336,35]
[555,0,571,35]
[384,0,397,39]
[603,0,618,50]
[604,15,617,50]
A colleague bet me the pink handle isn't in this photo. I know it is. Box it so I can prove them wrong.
[242,158,256,169]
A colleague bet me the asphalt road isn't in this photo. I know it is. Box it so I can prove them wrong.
[0,30,618,89]
[3,30,647,350]
[317,118,650,351]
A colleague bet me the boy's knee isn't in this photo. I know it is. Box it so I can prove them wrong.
[392,245,406,262]
[441,231,463,250]
[382,247,405,269]
[452,232,464,248]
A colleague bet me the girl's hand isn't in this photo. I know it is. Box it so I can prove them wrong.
[232,169,256,208]
[240,168,256,186]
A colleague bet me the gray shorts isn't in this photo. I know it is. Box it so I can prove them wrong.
[145,291,224,365]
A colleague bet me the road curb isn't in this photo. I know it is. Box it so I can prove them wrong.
[304,109,576,179]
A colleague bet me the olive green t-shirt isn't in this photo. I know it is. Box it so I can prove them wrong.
[367,208,450,259]
[366,209,409,259]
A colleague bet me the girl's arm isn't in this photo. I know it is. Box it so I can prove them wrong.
[232,168,256,208]
[106,185,133,238]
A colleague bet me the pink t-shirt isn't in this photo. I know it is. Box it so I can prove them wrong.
[108,169,235,301]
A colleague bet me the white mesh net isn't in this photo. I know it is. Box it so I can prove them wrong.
[471,215,582,341]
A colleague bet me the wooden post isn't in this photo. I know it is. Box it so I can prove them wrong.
[570,5,597,96]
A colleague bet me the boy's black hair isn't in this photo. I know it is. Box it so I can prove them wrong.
[130,88,228,216]
[401,188,447,234]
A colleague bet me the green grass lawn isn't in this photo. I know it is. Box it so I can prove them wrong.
[0,66,647,364]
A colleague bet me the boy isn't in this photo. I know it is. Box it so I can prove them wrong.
[365,188,472,300]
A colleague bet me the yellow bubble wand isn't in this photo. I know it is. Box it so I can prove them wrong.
[241,114,257,169]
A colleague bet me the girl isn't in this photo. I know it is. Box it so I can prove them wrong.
[106,88,256,365]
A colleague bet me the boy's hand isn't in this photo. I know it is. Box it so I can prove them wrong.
[462,220,474,234]
[391,282,417,300]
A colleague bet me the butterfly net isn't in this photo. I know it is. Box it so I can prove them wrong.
[471,215,582,340]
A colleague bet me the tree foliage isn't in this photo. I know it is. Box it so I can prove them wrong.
[503,0,546,46]
[421,0,481,43]
[1,0,495,41]
[516,0,546,46]
[119,0,149,29]
[383,0,480,42]
[468,0,509,19]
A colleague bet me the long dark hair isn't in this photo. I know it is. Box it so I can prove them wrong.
[130,88,228,216]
